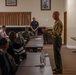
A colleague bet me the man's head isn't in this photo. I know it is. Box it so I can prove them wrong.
[0,38,9,51]
[8,31,16,42]
[2,25,6,31]
[32,17,36,21]
[52,11,60,20]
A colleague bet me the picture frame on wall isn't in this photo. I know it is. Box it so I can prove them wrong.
[5,0,17,6]
[41,0,51,10]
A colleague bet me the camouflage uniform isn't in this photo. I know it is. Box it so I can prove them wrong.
[52,19,63,72]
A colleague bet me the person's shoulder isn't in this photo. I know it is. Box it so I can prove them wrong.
[30,21,33,25]
[59,20,62,23]
[35,21,39,25]
[31,21,34,23]
[56,20,63,25]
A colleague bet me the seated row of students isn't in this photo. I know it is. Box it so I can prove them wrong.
[8,31,27,64]
[0,38,18,75]
[0,25,8,39]
[0,25,27,75]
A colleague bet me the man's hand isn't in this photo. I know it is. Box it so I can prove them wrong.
[42,28,48,33]
[32,29,36,32]
[48,31,52,34]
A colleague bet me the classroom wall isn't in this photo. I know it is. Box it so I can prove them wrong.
[0,0,65,43]
[0,0,64,27]
[65,0,76,48]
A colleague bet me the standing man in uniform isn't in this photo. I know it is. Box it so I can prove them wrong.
[30,17,39,35]
[52,11,63,74]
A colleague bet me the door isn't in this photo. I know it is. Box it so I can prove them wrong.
[64,12,67,45]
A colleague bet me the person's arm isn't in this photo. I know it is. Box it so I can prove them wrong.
[30,22,35,31]
[34,22,39,32]
[34,25,39,32]
[52,23,63,38]
[4,31,9,38]
[52,23,63,37]
[30,25,34,31]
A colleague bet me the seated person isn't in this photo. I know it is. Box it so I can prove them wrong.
[0,38,18,75]
[0,25,8,38]
[22,30,34,40]
[8,31,27,64]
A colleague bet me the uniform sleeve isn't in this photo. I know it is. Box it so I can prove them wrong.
[53,23,63,37]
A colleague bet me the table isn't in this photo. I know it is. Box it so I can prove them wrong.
[16,67,53,75]
[19,53,50,67]
[25,35,43,48]
[25,35,44,52]
[16,53,53,75]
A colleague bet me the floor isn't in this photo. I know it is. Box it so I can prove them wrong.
[43,44,76,75]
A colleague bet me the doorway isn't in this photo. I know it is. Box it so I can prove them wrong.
[64,12,67,45]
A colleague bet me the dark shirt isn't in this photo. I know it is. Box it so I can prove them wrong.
[12,42,27,64]
[12,42,26,56]
[7,44,15,58]
[30,21,39,29]
[0,51,13,75]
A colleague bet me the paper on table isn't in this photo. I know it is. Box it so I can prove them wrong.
[35,38,42,40]
[36,44,43,46]
[45,53,49,57]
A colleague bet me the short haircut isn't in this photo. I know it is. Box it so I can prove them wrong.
[9,31,16,42]
[2,25,6,28]
[53,11,60,16]
[33,17,35,19]
[0,38,7,47]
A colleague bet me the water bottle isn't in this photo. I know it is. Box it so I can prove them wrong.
[40,51,46,67]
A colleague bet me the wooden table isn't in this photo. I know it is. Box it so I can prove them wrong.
[16,67,53,75]
[19,53,50,67]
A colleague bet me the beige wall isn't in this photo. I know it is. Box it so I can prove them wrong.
[0,0,64,27]
[0,0,65,42]
[0,0,75,48]
[66,0,76,48]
